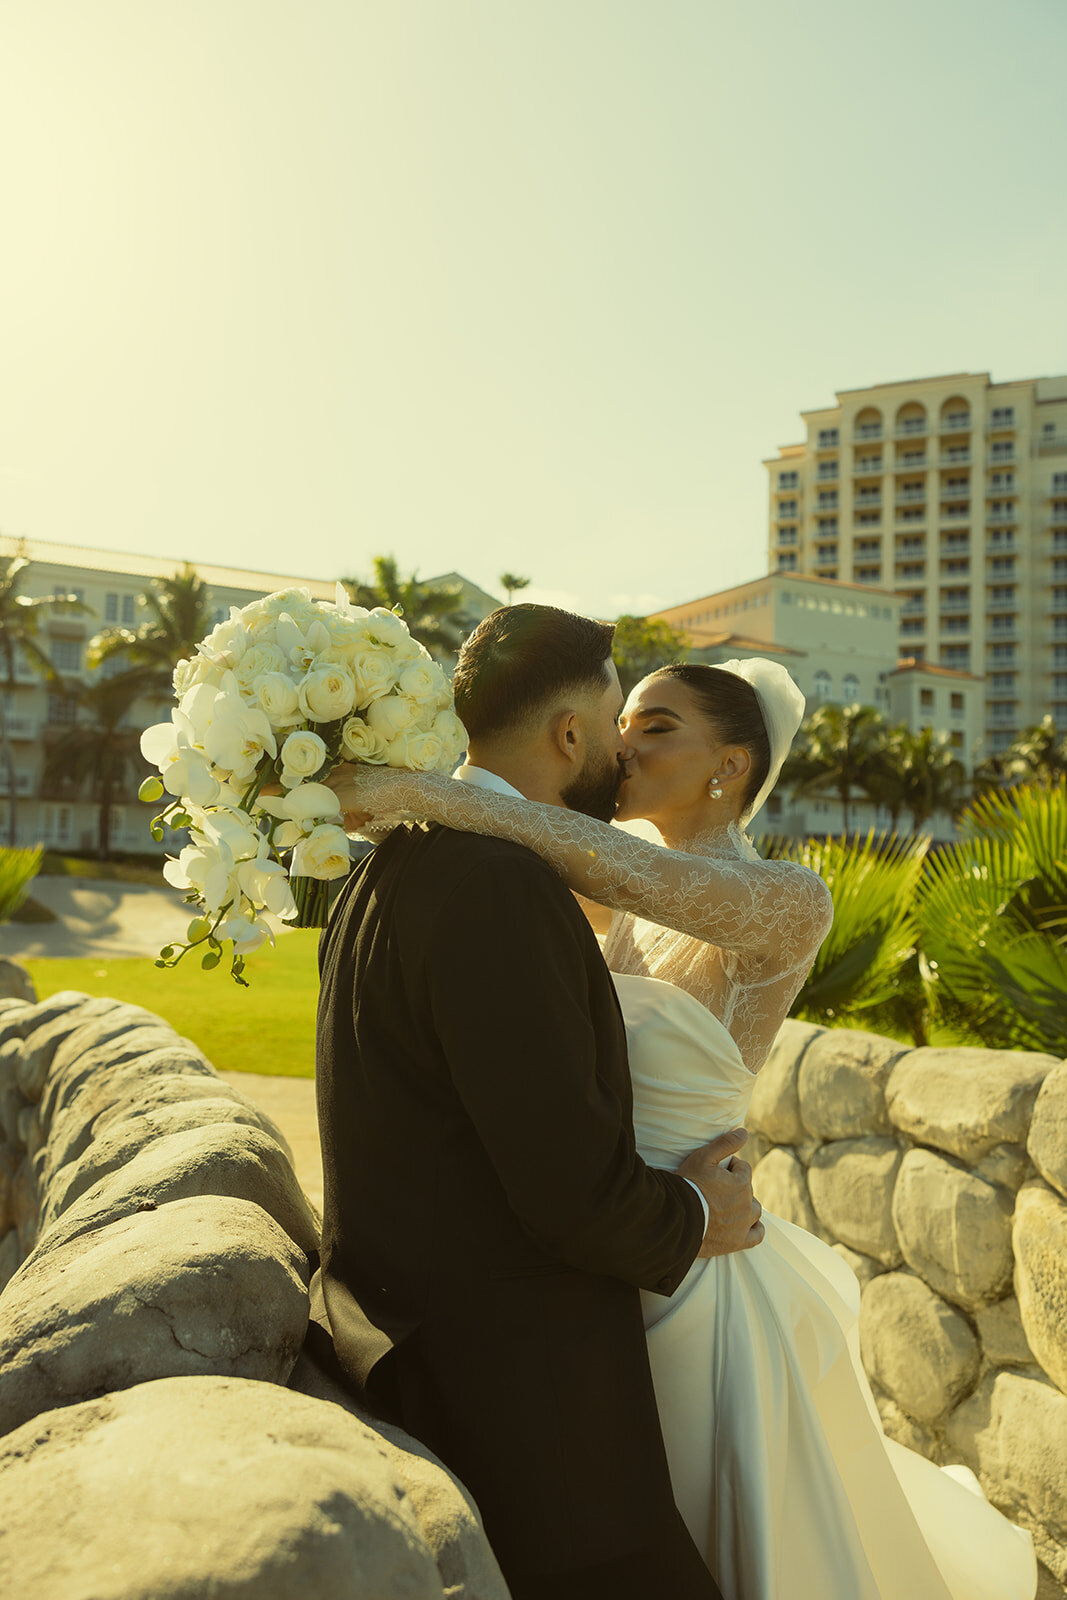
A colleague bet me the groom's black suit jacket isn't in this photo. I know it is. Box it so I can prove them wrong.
[315,820,704,1578]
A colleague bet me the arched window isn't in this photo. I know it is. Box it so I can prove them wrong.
[895,402,927,438]
[843,673,860,702]
[854,406,883,442]
[814,670,832,700]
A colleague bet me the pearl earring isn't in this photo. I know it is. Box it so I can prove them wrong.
[709,782,724,800]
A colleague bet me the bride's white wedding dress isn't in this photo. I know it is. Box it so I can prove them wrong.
[617,969,1037,1600]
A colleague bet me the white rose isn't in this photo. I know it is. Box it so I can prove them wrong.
[322,607,372,654]
[431,709,468,763]
[298,664,356,723]
[397,659,448,706]
[256,671,302,727]
[350,647,398,708]
[172,656,213,697]
[234,642,287,696]
[366,693,421,741]
[280,730,329,787]
[341,716,390,764]
[386,728,446,772]
[365,608,413,651]
[290,823,352,881]
[282,782,342,821]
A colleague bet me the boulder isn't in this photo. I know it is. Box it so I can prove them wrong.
[41,1096,283,1227]
[859,1272,980,1424]
[796,1029,904,1140]
[0,1143,17,1233]
[11,1159,36,1256]
[873,1389,939,1459]
[831,1242,886,1290]
[892,1148,1014,1310]
[39,1025,207,1137]
[37,1004,173,1129]
[15,997,124,1103]
[886,1047,1056,1164]
[0,1049,23,1148]
[15,1108,40,1162]
[29,1121,319,1264]
[752,1147,820,1235]
[0,1375,448,1599]
[0,1231,18,1295]
[0,991,95,1051]
[1029,1062,1067,1204]
[1014,1180,1067,1397]
[0,960,34,1004]
[0,1195,310,1437]
[974,1143,1034,1192]
[290,1349,510,1599]
[747,1020,823,1145]
[976,1297,1035,1369]
[807,1136,903,1265]
[947,1370,1067,1577]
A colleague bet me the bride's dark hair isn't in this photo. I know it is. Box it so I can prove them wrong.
[652,663,771,815]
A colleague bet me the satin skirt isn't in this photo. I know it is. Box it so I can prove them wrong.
[642,1212,1037,1600]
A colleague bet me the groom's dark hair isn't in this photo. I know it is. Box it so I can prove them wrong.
[455,604,616,741]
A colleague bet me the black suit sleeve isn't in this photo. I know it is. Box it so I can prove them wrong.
[425,854,703,1295]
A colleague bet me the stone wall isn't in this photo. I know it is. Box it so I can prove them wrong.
[0,990,508,1600]
[748,1019,1067,1586]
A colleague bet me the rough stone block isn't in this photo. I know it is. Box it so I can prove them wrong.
[1014,1180,1067,1398]
[747,1019,823,1145]
[37,1005,172,1129]
[11,1159,36,1257]
[831,1242,886,1290]
[887,1047,1056,1164]
[31,1121,319,1265]
[0,960,35,1004]
[873,1388,939,1459]
[797,1029,904,1140]
[0,1195,310,1437]
[859,1272,980,1424]
[974,1142,1035,1192]
[0,991,94,1051]
[15,997,124,1103]
[752,1147,819,1234]
[976,1296,1035,1369]
[0,1375,449,1599]
[40,1024,204,1137]
[808,1136,903,1265]
[947,1370,1067,1579]
[1029,1062,1067,1205]
[892,1147,1014,1310]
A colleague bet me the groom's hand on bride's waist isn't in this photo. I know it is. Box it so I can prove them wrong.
[680,1128,765,1258]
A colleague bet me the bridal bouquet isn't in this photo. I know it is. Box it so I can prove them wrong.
[138,584,467,984]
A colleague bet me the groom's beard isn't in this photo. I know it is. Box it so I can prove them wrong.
[561,750,624,823]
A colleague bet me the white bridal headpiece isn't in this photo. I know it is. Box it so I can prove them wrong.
[711,657,807,826]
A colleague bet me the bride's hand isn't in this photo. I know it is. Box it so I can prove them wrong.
[322,762,414,830]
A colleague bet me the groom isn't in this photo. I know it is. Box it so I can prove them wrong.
[314,604,762,1600]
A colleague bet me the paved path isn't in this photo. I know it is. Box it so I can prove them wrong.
[1,876,195,960]
[219,1069,323,1216]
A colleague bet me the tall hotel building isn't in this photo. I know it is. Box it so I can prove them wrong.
[763,372,1067,754]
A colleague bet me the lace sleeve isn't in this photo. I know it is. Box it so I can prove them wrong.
[360,770,833,963]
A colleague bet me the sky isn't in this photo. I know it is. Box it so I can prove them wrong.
[0,0,1065,618]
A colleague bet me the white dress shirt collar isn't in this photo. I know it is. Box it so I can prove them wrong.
[452,763,526,801]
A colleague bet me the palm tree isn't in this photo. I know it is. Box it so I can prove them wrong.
[0,553,88,846]
[780,703,887,835]
[87,565,214,693]
[499,572,531,605]
[898,727,967,832]
[865,724,912,832]
[40,671,150,860]
[1001,716,1067,787]
[341,556,469,657]
[612,614,689,696]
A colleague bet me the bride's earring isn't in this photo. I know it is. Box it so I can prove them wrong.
[708,780,724,800]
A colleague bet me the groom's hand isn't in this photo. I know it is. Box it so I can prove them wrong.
[680,1128,764,1258]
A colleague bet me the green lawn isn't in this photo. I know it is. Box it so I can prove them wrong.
[25,933,322,1078]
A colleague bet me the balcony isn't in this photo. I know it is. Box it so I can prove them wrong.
[896,488,927,504]
[815,432,840,451]
[941,619,970,634]
[855,492,882,507]
[940,597,971,612]
[989,447,1015,463]
[816,467,839,482]
[1052,532,1067,551]
[854,423,884,440]
[2,715,37,741]
[988,534,1017,550]
[853,457,883,476]
[1051,511,1067,529]
[815,554,840,568]
[893,457,928,475]
[988,621,1017,638]
[1037,435,1067,457]
[896,420,928,438]
[939,451,971,467]
[987,416,1016,433]
[941,507,971,521]
[988,596,1018,613]
[987,511,1017,527]
[901,598,926,615]
[940,415,971,433]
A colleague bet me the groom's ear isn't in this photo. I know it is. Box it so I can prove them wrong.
[548,708,582,765]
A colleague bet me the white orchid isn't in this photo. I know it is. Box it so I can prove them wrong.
[140,711,220,806]
[274,611,332,675]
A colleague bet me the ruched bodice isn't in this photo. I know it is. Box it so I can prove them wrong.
[612,971,754,1172]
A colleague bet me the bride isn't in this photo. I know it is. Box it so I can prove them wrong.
[327,652,1036,1600]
